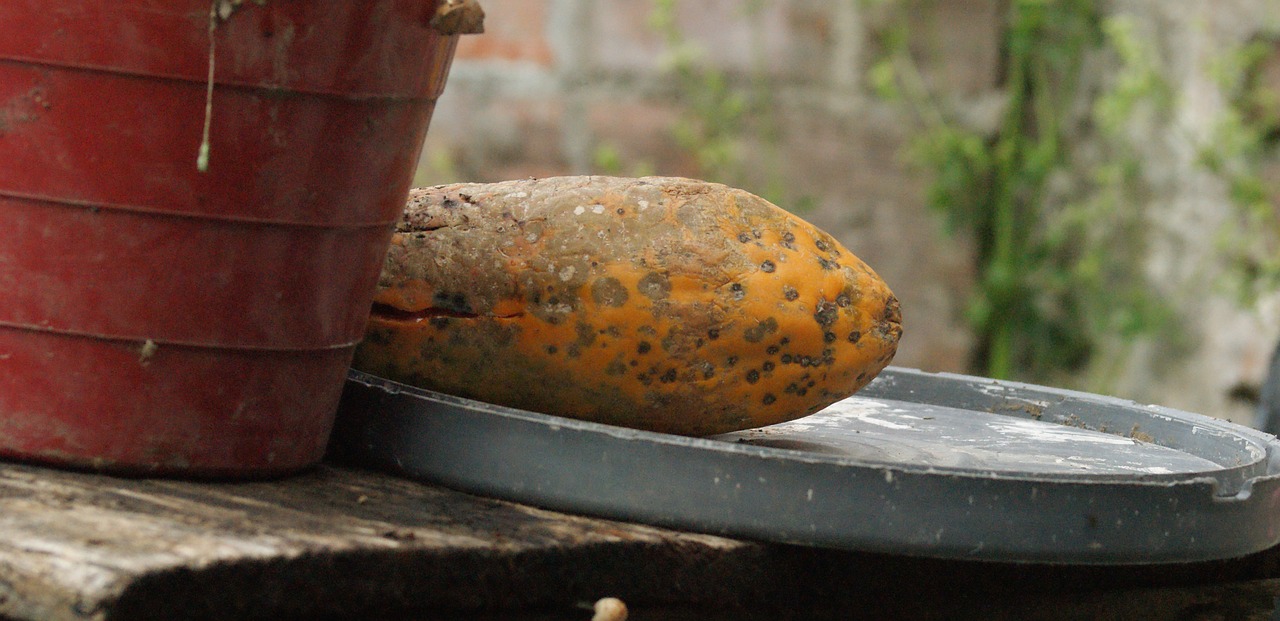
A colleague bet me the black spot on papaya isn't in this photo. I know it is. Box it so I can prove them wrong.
[362,329,392,346]
[487,324,518,348]
[637,272,672,301]
[418,342,438,362]
[743,317,779,343]
[882,295,902,324]
[737,232,752,243]
[591,277,630,307]
[707,328,721,340]
[746,369,760,384]
[729,282,746,300]
[762,361,775,372]
[783,286,799,301]
[432,291,472,314]
[848,330,862,343]
[762,393,777,405]
[814,301,838,328]
[660,368,678,383]
[606,360,628,376]
[575,322,598,348]
[760,260,776,273]
[448,327,472,346]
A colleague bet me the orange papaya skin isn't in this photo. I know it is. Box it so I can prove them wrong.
[354,176,901,436]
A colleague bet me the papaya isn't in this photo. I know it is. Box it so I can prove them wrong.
[354,176,901,436]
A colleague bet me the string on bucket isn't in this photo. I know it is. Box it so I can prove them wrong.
[199,0,267,172]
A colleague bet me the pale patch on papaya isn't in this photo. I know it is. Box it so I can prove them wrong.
[636,272,671,301]
[742,317,779,343]
[575,322,598,348]
[590,277,629,307]
[605,359,628,376]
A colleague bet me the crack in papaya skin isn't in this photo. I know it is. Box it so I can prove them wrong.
[369,303,524,323]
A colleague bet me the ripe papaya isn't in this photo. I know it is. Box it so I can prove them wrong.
[354,176,901,436]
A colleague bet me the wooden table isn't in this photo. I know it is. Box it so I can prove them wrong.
[1,461,1278,621]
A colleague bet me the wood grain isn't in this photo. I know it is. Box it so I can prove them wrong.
[0,462,752,621]
[0,460,1278,621]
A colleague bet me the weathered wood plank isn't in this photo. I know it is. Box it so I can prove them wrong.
[0,460,1279,621]
[0,462,753,621]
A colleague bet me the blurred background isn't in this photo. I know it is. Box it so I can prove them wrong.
[411,0,1280,425]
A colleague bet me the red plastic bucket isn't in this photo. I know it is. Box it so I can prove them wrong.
[0,0,461,476]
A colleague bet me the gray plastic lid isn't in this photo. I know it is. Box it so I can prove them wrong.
[330,367,1280,565]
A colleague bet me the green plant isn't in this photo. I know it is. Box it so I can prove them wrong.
[413,146,465,186]
[592,142,656,178]
[1202,36,1280,304]
[871,1,1174,382]
[644,0,813,212]
[649,0,750,181]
